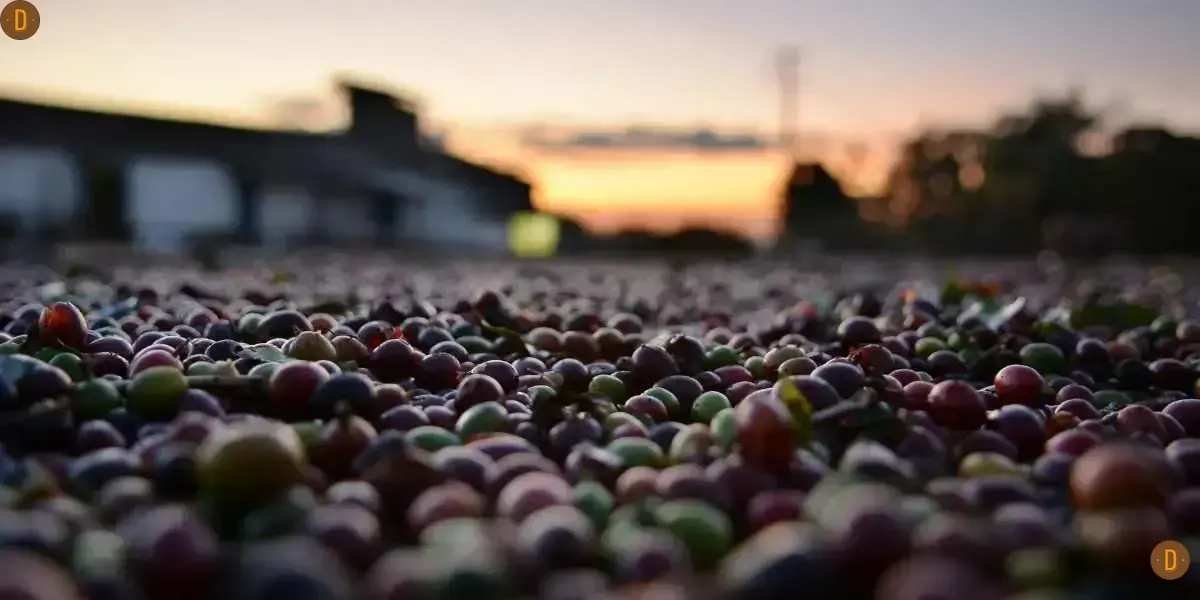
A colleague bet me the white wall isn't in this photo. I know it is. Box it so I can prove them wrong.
[258,187,315,251]
[0,146,82,228]
[320,194,375,243]
[382,168,509,251]
[413,185,508,251]
[0,146,513,253]
[126,157,238,253]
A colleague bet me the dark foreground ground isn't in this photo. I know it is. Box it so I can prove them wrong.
[0,249,1197,599]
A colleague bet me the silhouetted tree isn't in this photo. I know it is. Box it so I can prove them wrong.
[766,86,1200,257]
[877,90,1170,256]
[985,92,1098,224]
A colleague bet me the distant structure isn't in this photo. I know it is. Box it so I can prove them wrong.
[771,48,864,252]
[0,78,534,254]
[775,46,801,156]
[774,46,823,249]
[780,162,859,239]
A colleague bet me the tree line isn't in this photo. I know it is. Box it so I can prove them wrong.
[551,89,1200,259]
[791,91,1200,257]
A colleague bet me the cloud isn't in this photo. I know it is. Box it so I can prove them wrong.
[521,126,784,153]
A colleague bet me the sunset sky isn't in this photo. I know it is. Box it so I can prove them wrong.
[2,0,1199,240]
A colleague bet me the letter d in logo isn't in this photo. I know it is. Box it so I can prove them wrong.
[2,1,40,40]
[1152,540,1191,580]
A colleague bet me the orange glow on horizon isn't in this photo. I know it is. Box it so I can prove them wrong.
[447,134,897,241]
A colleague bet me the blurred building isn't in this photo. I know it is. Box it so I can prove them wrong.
[777,161,861,251]
[0,80,533,254]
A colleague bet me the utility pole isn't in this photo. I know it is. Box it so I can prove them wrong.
[775,46,801,159]
[774,46,803,257]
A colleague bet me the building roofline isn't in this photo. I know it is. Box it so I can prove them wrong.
[0,84,530,189]
[333,73,422,112]
[0,92,330,142]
